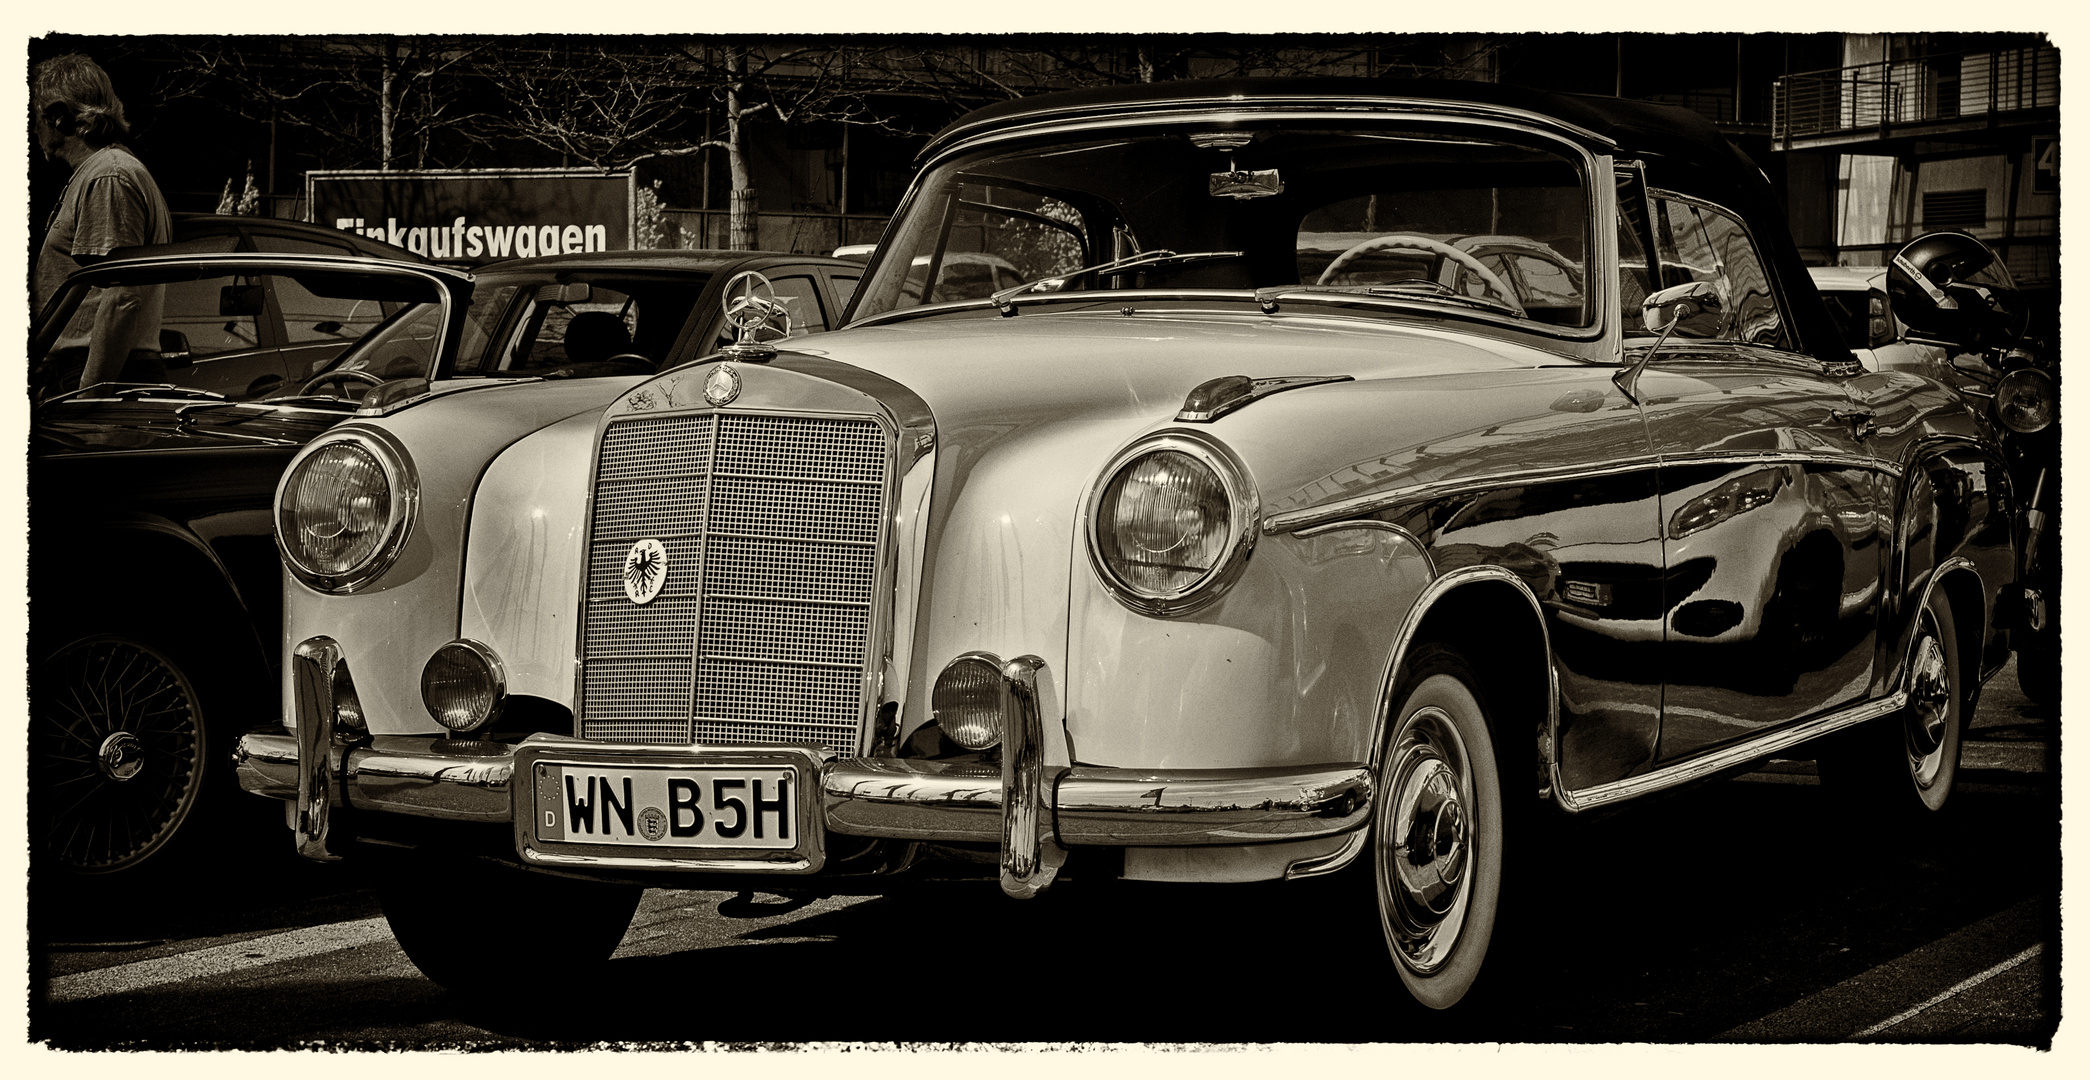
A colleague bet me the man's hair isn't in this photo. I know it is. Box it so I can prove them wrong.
[33,53,131,146]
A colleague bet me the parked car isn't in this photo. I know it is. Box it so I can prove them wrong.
[1808,265,1949,374]
[29,246,855,882]
[29,214,423,403]
[29,253,468,880]
[233,79,2021,1012]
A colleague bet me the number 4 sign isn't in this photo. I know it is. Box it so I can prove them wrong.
[2032,137,2058,194]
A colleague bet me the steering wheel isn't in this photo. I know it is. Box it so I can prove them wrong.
[300,368,386,398]
[1317,233,1525,316]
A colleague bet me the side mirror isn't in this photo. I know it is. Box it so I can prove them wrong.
[218,284,267,317]
[1641,280,1723,336]
[1864,289,1896,349]
[1885,232,2023,351]
[157,329,192,368]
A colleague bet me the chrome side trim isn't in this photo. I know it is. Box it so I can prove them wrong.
[999,655,1065,897]
[1553,691,1908,813]
[1267,457,1663,534]
[1267,449,1900,535]
[292,637,345,862]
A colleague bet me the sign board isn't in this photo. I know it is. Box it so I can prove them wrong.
[306,169,634,263]
[2031,137,2058,195]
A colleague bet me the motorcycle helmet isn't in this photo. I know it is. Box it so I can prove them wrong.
[1886,231,2027,350]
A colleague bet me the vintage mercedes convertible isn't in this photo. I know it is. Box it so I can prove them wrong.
[234,79,2021,1011]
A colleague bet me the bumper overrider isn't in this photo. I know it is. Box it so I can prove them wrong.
[235,638,1374,898]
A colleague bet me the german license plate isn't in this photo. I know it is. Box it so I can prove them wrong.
[531,761,800,850]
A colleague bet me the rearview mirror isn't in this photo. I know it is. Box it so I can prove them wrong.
[534,283,593,304]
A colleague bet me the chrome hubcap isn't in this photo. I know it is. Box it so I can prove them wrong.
[98,731,145,782]
[1379,705,1473,974]
[1903,622,1951,791]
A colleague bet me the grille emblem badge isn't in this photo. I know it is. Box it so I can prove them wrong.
[623,538,669,605]
[704,364,741,407]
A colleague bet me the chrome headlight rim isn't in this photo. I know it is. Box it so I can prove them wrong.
[1993,366,2057,435]
[1085,431,1259,619]
[275,426,420,594]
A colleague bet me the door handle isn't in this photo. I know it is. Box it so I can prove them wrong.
[1828,407,1877,440]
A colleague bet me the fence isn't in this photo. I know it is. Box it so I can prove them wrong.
[1774,45,2059,142]
[655,210,889,255]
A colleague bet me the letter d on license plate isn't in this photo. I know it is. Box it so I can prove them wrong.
[514,744,823,871]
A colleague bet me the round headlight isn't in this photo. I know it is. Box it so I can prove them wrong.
[421,640,505,733]
[1088,436,1257,616]
[277,429,417,592]
[932,653,1006,751]
[1994,367,2056,434]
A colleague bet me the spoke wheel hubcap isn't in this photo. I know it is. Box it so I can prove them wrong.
[32,637,206,874]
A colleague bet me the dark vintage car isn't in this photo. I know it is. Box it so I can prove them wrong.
[232,79,2023,1012]
[29,214,423,403]
[28,247,856,881]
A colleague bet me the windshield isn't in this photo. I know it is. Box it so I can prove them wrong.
[853,122,1593,328]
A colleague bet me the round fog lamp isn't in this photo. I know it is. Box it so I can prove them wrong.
[421,640,506,733]
[932,654,1007,751]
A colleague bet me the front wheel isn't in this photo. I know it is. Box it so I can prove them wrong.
[377,852,643,997]
[1372,646,1506,1010]
[30,632,214,877]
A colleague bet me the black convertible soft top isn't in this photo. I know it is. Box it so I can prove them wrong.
[924,77,1854,367]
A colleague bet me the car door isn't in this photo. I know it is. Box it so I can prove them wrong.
[1630,192,1891,764]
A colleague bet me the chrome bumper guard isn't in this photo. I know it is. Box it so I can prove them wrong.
[235,638,1372,897]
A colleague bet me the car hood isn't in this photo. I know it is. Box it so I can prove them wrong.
[31,398,356,456]
[791,308,1583,429]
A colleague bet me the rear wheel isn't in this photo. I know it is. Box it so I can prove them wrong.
[377,851,643,997]
[30,632,214,876]
[1820,595,1963,815]
[1372,645,1507,1010]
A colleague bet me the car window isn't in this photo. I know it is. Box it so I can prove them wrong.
[767,274,827,333]
[270,274,393,347]
[830,273,861,310]
[160,275,264,359]
[1650,194,1787,347]
[882,183,1088,309]
[516,295,640,370]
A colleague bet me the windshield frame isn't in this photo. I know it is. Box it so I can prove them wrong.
[843,106,1614,350]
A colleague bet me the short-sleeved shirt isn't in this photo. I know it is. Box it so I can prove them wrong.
[36,144,173,351]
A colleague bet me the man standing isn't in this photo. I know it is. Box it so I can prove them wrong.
[33,53,173,389]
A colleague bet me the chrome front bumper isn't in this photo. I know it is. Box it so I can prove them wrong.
[236,637,1372,896]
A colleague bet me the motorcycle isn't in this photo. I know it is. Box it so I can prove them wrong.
[1887,232,2059,703]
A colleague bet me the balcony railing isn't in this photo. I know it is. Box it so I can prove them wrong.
[1773,45,2058,142]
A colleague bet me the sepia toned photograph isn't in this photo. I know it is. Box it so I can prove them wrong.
[22,26,2065,1052]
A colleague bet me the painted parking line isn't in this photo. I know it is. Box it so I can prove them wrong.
[1716,895,2049,1041]
[44,916,396,1005]
[1851,945,2042,1037]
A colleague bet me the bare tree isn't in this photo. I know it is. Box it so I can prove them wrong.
[160,35,495,171]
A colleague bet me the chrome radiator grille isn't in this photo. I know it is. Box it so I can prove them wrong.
[580,411,889,749]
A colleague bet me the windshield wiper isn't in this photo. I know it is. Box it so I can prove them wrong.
[989,249,1244,316]
[1252,282,1523,318]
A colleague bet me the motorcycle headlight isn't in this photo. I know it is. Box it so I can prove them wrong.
[1087,434,1257,617]
[277,428,418,592]
[1994,367,2056,434]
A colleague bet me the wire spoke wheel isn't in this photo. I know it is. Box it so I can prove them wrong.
[31,635,208,874]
